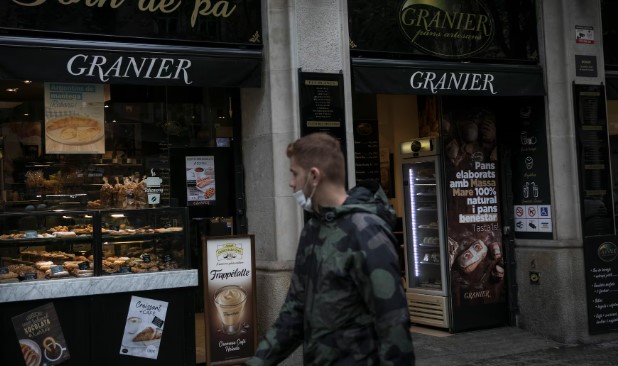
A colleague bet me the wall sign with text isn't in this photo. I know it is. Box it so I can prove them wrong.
[584,235,618,334]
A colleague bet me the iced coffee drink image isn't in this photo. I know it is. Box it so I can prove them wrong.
[214,285,247,335]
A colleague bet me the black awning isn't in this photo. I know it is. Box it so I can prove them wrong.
[606,72,618,100]
[352,58,545,96]
[0,36,262,88]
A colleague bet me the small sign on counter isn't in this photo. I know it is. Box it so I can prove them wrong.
[12,302,71,366]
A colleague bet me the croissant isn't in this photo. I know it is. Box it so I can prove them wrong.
[132,327,162,342]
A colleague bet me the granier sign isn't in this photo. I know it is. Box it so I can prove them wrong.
[399,0,494,59]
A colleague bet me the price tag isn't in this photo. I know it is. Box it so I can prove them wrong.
[51,265,64,274]
[23,272,37,281]
[78,261,91,270]
[119,266,131,273]
[162,254,172,263]
[142,254,151,263]
[152,316,165,328]
[0,267,8,274]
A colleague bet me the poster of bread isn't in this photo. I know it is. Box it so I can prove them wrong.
[44,82,105,154]
[119,296,168,360]
[11,302,71,366]
[204,235,257,365]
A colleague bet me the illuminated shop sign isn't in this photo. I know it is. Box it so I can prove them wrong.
[399,0,494,58]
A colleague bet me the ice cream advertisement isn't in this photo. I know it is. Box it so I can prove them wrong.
[119,296,168,360]
[12,302,71,366]
[204,235,256,365]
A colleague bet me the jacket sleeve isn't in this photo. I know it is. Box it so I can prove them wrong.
[245,239,307,365]
[351,217,416,366]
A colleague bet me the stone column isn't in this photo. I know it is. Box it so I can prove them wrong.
[515,0,614,344]
[240,0,352,363]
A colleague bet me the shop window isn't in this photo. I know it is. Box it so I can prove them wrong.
[0,80,239,212]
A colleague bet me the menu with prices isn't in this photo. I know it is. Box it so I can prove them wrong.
[573,84,614,237]
[353,120,380,184]
[12,302,71,366]
[204,235,257,365]
[584,236,618,334]
[185,156,216,206]
[298,71,347,162]
[119,296,168,360]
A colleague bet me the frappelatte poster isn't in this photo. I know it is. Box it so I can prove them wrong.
[204,235,256,365]
[120,296,168,360]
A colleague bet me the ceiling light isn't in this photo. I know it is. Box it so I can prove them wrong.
[23,80,32,84]
[6,88,18,93]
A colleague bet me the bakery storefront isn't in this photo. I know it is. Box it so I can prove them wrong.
[348,0,550,332]
[0,2,261,366]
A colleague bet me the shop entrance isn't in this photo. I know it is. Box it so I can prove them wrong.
[352,93,547,331]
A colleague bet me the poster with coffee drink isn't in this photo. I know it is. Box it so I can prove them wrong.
[119,296,168,360]
[441,98,506,318]
[186,155,216,206]
[12,302,71,366]
[204,235,257,365]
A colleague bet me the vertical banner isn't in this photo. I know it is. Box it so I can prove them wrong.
[204,235,257,365]
[44,82,105,154]
[185,156,216,206]
[119,296,168,360]
[12,303,71,366]
[441,97,506,331]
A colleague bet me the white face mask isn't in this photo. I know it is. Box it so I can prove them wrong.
[293,173,316,212]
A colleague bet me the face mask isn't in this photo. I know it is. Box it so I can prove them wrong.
[293,173,316,212]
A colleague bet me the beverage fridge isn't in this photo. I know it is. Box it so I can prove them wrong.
[400,135,508,332]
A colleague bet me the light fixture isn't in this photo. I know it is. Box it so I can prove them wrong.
[6,88,18,93]
[23,80,32,84]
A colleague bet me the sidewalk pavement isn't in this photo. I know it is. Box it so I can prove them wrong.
[412,326,618,366]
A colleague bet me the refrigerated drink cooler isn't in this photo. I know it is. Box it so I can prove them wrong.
[400,136,508,332]
[401,138,450,329]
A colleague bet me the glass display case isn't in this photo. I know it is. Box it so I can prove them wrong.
[0,207,188,283]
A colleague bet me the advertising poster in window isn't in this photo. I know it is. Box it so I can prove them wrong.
[441,97,506,330]
[119,296,168,360]
[186,156,216,206]
[44,82,105,154]
[203,235,257,365]
[12,302,71,366]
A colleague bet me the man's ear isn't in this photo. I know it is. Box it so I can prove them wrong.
[309,167,321,186]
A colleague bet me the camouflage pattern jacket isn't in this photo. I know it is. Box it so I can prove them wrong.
[246,183,415,365]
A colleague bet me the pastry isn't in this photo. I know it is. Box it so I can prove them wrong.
[47,116,99,130]
[457,240,488,273]
[20,343,39,366]
[196,176,213,189]
[132,327,162,342]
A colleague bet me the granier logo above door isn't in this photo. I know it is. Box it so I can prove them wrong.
[398,0,495,59]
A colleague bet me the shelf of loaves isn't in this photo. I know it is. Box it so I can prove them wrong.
[0,227,183,246]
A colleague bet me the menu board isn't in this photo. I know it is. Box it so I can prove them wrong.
[12,303,71,366]
[441,97,507,331]
[353,119,380,184]
[119,296,168,359]
[299,71,347,159]
[511,98,553,239]
[573,84,614,237]
[44,82,105,154]
[584,236,618,334]
[203,235,257,365]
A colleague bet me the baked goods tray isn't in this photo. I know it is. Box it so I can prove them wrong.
[0,235,92,245]
[102,231,182,243]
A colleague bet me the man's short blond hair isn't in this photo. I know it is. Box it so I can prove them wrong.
[286,133,345,186]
